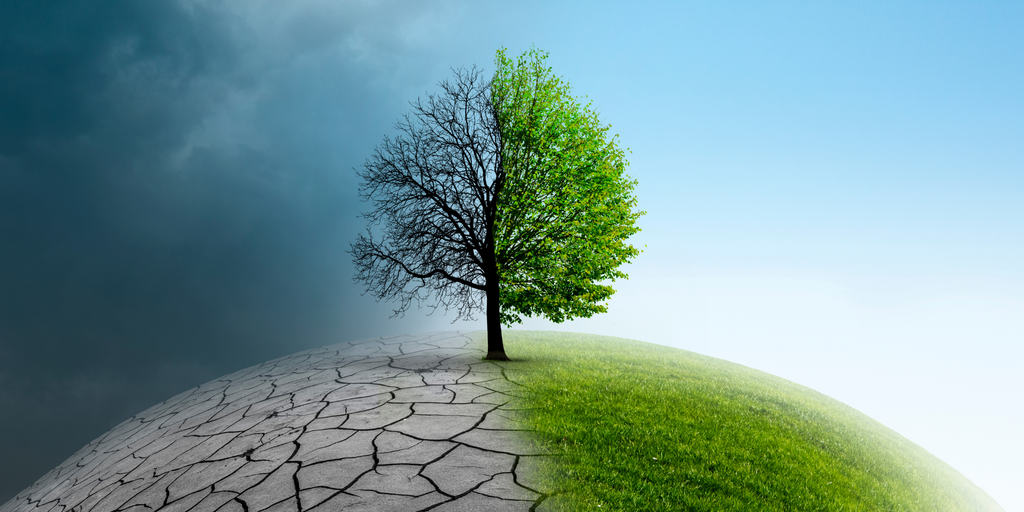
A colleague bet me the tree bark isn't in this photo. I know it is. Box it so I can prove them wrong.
[484,277,507,360]
[481,225,508,360]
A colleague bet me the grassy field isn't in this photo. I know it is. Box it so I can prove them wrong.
[486,330,1004,512]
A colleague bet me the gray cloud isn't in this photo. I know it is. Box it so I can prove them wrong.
[0,0,473,500]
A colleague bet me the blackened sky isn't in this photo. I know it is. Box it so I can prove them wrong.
[0,1,485,498]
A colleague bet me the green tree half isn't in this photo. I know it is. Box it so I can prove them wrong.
[493,47,643,327]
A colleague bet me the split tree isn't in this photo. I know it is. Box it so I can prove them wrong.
[351,48,643,360]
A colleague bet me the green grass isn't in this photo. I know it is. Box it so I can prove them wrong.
[486,330,1003,512]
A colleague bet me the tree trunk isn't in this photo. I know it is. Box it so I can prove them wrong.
[484,277,508,360]
[480,231,509,364]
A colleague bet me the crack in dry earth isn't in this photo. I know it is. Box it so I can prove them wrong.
[1,332,556,512]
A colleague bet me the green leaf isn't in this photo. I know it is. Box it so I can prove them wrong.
[492,47,644,326]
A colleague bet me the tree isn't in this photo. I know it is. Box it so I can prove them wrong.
[351,48,642,360]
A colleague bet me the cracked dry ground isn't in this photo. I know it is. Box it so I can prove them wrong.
[1,332,556,512]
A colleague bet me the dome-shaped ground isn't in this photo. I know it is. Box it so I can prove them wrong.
[6,330,1004,511]
[1,332,552,512]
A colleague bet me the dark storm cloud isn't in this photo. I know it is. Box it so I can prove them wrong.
[0,0,462,500]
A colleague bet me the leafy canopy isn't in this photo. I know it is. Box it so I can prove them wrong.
[492,48,644,325]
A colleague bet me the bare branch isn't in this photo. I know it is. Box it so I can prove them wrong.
[350,66,501,322]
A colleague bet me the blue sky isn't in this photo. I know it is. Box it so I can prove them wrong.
[0,1,1020,508]
[423,2,1024,508]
